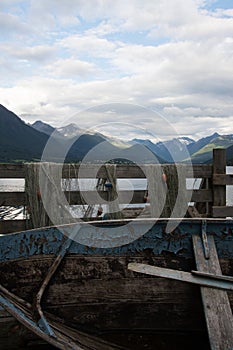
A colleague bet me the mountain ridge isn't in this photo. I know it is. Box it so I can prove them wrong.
[1,105,233,164]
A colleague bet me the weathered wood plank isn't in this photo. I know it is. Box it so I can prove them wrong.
[212,149,226,211]
[190,189,213,203]
[0,164,25,178]
[0,163,213,179]
[0,188,212,208]
[65,190,146,205]
[192,234,233,350]
[0,192,26,206]
[186,165,213,178]
[63,164,213,179]
[213,174,233,186]
[212,206,233,218]
[62,164,146,179]
[0,219,28,234]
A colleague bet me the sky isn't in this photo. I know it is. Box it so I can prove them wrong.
[0,0,233,141]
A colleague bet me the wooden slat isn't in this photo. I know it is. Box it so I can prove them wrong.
[63,164,213,179]
[212,206,233,218]
[0,190,145,207]
[0,163,213,179]
[0,220,28,234]
[213,149,226,210]
[0,192,26,206]
[62,164,146,179]
[190,189,212,202]
[188,165,213,178]
[192,234,233,350]
[0,164,25,178]
[65,190,145,205]
[213,174,233,185]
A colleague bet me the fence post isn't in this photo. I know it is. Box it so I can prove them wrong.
[212,149,226,217]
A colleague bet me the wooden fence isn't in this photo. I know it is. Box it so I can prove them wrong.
[0,149,232,234]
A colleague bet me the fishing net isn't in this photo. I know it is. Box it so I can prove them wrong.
[162,164,188,218]
[104,164,123,220]
[25,163,72,228]
[25,162,123,228]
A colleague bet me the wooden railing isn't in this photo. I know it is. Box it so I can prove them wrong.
[0,149,232,234]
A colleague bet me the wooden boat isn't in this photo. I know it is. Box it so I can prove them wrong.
[0,218,233,350]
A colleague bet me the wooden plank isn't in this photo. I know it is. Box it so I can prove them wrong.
[128,263,233,290]
[187,165,212,178]
[0,189,145,207]
[0,220,28,234]
[62,164,146,179]
[190,189,213,202]
[213,174,233,186]
[192,234,233,350]
[0,163,213,179]
[0,163,213,180]
[212,149,226,209]
[212,206,233,218]
[65,190,145,205]
[0,164,25,178]
[0,192,26,206]
[62,164,213,179]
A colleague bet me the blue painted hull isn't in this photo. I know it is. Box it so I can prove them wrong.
[1,218,233,261]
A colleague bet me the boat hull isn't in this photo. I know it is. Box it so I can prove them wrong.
[0,219,233,349]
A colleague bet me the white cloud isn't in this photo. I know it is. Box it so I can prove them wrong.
[0,0,233,140]
[1,44,56,62]
[46,58,98,78]
[59,33,119,58]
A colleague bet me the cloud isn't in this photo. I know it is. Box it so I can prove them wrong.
[0,0,233,140]
[46,58,98,78]
[1,44,57,63]
[0,11,28,35]
[59,33,119,58]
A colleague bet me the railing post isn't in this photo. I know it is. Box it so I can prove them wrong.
[212,149,226,217]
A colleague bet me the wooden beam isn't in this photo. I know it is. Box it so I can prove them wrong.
[190,189,213,203]
[0,163,213,179]
[0,192,26,206]
[0,164,25,178]
[64,190,145,205]
[212,149,226,206]
[213,174,233,186]
[0,220,29,234]
[212,206,233,218]
[188,165,212,178]
[192,234,233,350]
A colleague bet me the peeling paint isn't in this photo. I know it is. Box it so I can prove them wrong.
[0,220,233,262]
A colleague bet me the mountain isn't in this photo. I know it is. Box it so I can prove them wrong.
[226,144,233,165]
[56,123,82,138]
[1,104,233,164]
[187,133,220,155]
[189,134,233,163]
[66,133,106,162]
[133,137,195,162]
[0,105,50,162]
[0,105,106,163]
[76,140,165,164]
[31,120,55,136]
